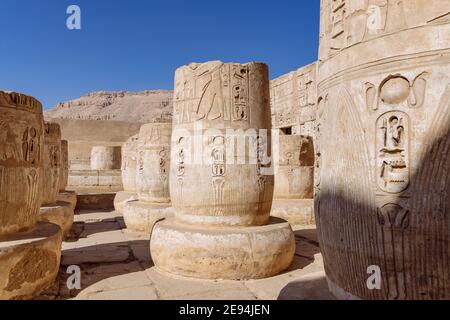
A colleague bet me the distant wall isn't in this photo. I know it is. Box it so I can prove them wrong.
[51,119,142,170]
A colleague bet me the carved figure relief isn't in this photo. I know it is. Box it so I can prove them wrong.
[158,148,168,183]
[211,136,226,215]
[376,111,410,193]
[377,203,410,299]
[22,127,40,165]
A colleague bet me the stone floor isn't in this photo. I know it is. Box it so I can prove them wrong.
[37,209,333,300]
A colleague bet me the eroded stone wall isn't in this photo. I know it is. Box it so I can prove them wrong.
[270,62,317,138]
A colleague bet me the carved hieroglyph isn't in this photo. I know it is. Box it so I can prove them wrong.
[151,62,294,280]
[41,123,61,206]
[170,61,275,226]
[0,91,44,236]
[121,134,139,192]
[136,124,171,203]
[0,91,62,300]
[316,0,450,300]
[59,140,69,192]
[270,63,318,138]
[90,146,121,170]
[273,135,314,199]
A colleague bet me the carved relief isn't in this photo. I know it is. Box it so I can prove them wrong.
[377,203,410,299]
[376,111,410,193]
[211,136,226,216]
[174,61,255,125]
[364,73,428,111]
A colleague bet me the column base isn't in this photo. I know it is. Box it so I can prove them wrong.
[0,222,62,300]
[271,199,315,226]
[327,278,362,300]
[123,200,173,234]
[150,217,295,280]
[114,191,138,214]
[39,202,74,237]
[57,190,77,212]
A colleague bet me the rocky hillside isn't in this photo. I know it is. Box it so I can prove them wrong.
[44,90,173,123]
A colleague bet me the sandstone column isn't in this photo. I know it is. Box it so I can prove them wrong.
[39,123,74,237]
[316,0,450,299]
[56,140,77,211]
[150,61,295,280]
[123,125,173,233]
[114,135,139,213]
[90,146,121,170]
[0,91,62,299]
[271,134,315,225]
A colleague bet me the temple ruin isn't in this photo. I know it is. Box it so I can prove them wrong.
[0,0,449,301]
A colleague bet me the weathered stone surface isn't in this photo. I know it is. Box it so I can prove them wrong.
[91,146,121,170]
[57,191,77,211]
[151,61,295,280]
[0,222,62,300]
[114,191,139,214]
[0,91,44,236]
[121,134,139,192]
[123,201,173,234]
[76,193,116,211]
[136,123,172,203]
[270,62,317,138]
[39,202,74,237]
[114,134,139,213]
[316,0,450,300]
[68,169,123,192]
[271,135,315,225]
[41,122,61,206]
[271,199,315,226]
[273,135,314,199]
[123,123,172,232]
[151,218,295,280]
[59,140,69,192]
[44,90,173,124]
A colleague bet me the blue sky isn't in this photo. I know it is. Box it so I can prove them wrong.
[0,0,320,109]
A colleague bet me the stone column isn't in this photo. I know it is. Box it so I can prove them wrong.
[316,0,450,299]
[271,135,315,225]
[90,146,121,170]
[150,61,295,280]
[0,91,62,299]
[56,140,77,211]
[123,124,173,233]
[39,123,74,237]
[114,135,139,213]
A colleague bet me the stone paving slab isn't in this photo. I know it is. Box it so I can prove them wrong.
[37,209,331,300]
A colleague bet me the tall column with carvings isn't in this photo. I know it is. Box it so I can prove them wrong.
[150,61,295,279]
[39,123,75,237]
[114,134,139,213]
[56,140,77,211]
[0,91,62,299]
[123,125,173,233]
[271,134,315,225]
[316,0,450,299]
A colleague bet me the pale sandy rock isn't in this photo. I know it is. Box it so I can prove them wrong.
[44,90,173,124]
[316,0,450,300]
